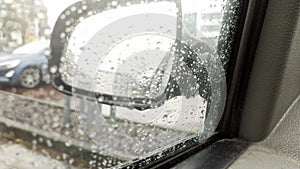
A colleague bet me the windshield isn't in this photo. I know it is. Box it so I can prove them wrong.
[13,41,49,55]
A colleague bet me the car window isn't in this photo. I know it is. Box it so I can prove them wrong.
[0,0,241,168]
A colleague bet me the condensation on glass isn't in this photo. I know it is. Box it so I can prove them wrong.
[0,0,240,168]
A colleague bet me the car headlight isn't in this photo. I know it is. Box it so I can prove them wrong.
[5,70,15,78]
[0,59,21,69]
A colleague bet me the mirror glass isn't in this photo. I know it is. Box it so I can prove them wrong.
[58,1,178,107]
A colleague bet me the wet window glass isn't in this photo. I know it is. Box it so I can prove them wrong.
[0,0,241,168]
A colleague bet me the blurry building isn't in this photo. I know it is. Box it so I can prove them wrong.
[0,0,49,53]
[181,0,225,47]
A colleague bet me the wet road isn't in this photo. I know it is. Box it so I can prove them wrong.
[0,139,76,169]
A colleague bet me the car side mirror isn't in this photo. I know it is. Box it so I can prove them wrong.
[49,0,223,113]
[49,0,229,138]
[49,0,184,110]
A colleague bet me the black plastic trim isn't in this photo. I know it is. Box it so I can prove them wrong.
[219,0,269,137]
[119,133,221,169]
[173,139,250,169]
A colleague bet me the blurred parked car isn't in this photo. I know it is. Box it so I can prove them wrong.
[0,40,49,89]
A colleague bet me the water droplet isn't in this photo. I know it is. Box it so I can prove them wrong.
[50,65,57,73]
[60,32,66,39]
[111,1,118,6]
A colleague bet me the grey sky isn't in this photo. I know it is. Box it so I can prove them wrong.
[42,0,79,28]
